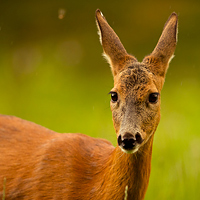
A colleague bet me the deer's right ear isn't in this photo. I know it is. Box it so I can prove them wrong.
[95,9,136,76]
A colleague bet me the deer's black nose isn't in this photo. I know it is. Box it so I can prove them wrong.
[117,132,143,151]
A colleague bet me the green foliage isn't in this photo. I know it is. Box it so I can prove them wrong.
[0,1,199,199]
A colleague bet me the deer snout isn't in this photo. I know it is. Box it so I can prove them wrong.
[117,132,143,153]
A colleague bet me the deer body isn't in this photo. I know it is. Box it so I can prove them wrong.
[0,10,178,200]
[0,115,152,200]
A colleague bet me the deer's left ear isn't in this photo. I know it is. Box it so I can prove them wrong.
[143,13,178,77]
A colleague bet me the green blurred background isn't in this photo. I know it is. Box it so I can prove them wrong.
[0,0,199,199]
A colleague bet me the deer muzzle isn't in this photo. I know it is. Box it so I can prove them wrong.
[117,132,144,154]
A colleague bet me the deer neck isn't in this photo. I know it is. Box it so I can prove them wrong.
[99,135,154,200]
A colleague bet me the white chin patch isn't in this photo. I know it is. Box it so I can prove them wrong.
[120,146,139,154]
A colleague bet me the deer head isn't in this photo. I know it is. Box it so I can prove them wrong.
[96,9,178,154]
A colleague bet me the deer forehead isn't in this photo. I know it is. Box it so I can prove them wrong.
[114,65,157,100]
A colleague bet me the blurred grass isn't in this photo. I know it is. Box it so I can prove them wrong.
[0,0,200,199]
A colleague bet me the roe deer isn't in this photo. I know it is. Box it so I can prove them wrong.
[0,9,178,200]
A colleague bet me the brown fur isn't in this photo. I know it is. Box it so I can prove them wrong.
[0,10,178,200]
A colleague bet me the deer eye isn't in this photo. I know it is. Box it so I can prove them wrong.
[109,92,118,103]
[148,93,159,104]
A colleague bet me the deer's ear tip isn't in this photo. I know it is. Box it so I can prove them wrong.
[167,12,178,28]
[164,12,178,28]
[95,9,104,19]
[169,12,178,42]
[95,9,101,14]
[95,9,100,16]
[171,12,178,18]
